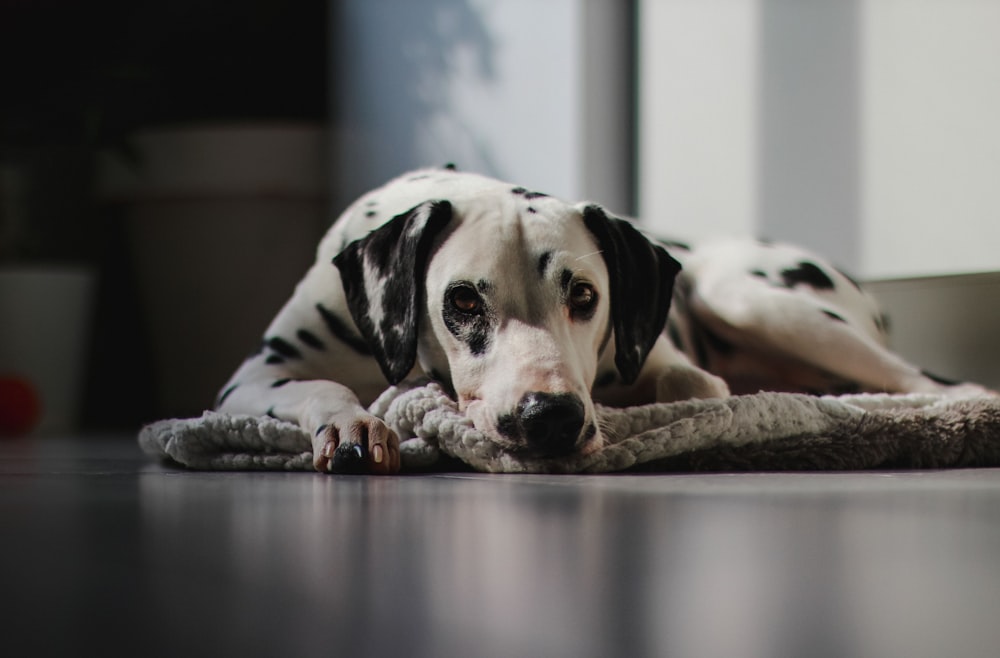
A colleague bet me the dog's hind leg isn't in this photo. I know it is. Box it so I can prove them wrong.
[685,274,992,396]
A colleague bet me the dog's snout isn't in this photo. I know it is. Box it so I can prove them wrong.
[516,392,585,456]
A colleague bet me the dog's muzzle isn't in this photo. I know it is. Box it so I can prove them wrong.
[497,392,590,457]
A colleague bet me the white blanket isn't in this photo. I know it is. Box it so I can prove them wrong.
[138,382,1000,473]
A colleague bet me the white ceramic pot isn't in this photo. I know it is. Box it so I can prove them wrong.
[0,266,96,435]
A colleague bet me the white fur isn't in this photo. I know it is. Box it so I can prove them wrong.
[216,167,989,474]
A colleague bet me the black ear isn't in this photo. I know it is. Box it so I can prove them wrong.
[333,200,453,384]
[581,205,682,385]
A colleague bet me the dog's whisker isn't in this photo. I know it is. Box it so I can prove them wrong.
[575,250,604,261]
[596,414,620,444]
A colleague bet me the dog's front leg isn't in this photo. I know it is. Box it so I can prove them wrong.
[297,382,401,474]
[218,378,400,474]
[597,336,729,406]
[646,337,730,403]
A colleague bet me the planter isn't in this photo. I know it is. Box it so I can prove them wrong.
[98,123,329,419]
[0,266,96,435]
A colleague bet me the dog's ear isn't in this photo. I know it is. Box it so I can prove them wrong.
[333,200,453,384]
[581,205,682,385]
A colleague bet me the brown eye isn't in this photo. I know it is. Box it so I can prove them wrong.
[569,282,597,312]
[449,285,482,314]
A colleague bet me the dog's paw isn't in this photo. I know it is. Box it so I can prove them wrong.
[656,365,730,402]
[313,413,401,475]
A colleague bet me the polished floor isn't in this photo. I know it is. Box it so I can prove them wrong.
[2,437,1000,658]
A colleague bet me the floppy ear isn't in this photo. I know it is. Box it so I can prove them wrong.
[581,205,682,385]
[333,200,453,384]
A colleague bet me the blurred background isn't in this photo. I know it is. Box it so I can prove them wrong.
[1,0,998,435]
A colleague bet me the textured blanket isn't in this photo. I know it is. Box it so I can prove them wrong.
[139,382,1000,473]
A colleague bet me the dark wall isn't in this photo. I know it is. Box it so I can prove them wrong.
[1,0,329,430]
[1,0,327,148]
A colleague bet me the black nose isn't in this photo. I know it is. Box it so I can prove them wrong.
[516,392,585,456]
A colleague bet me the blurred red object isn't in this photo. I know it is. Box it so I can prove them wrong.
[0,375,42,437]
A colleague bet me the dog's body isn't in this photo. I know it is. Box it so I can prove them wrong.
[217,166,984,473]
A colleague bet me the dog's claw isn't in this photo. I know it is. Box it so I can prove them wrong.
[330,442,367,474]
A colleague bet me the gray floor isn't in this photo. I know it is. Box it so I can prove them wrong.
[2,438,1000,658]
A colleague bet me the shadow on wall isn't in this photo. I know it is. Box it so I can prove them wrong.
[330,0,497,205]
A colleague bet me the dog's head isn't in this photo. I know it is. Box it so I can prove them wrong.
[334,193,679,458]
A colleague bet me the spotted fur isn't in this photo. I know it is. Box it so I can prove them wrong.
[662,237,986,397]
[215,166,991,474]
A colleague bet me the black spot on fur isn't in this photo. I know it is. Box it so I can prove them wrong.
[297,329,325,351]
[365,199,377,207]
[443,162,457,171]
[822,309,847,323]
[316,303,372,356]
[875,313,891,334]
[703,328,734,355]
[922,370,962,386]
[750,269,768,279]
[265,355,285,365]
[476,279,495,295]
[658,238,692,252]
[594,371,617,388]
[408,174,431,182]
[693,333,710,369]
[560,268,574,294]
[217,384,238,407]
[267,336,302,359]
[266,407,278,419]
[315,424,328,437]
[428,368,457,398]
[667,320,684,351]
[537,251,553,277]
[450,314,493,356]
[780,261,835,290]
[271,378,293,388]
[365,210,377,218]
[510,186,548,200]
[527,206,537,214]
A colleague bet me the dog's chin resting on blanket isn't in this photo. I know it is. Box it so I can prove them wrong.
[142,166,1000,474]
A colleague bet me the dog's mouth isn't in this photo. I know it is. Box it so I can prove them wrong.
[461,394,603,459]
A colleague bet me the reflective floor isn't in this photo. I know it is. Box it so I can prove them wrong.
[2,438,1000,657]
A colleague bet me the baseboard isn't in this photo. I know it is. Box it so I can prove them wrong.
[865,272,1000,390]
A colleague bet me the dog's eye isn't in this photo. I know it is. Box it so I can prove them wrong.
[568,282,597,312]
[449,285,482,314]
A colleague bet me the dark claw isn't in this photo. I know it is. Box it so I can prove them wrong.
[330,443,367,474]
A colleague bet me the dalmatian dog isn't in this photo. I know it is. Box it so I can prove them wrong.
[216,165,983,474]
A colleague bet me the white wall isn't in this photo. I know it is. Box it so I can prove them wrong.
[862,1,1000,278]
[330,0,632,214]
[638,0,1000,279]
[638,0,759,240]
